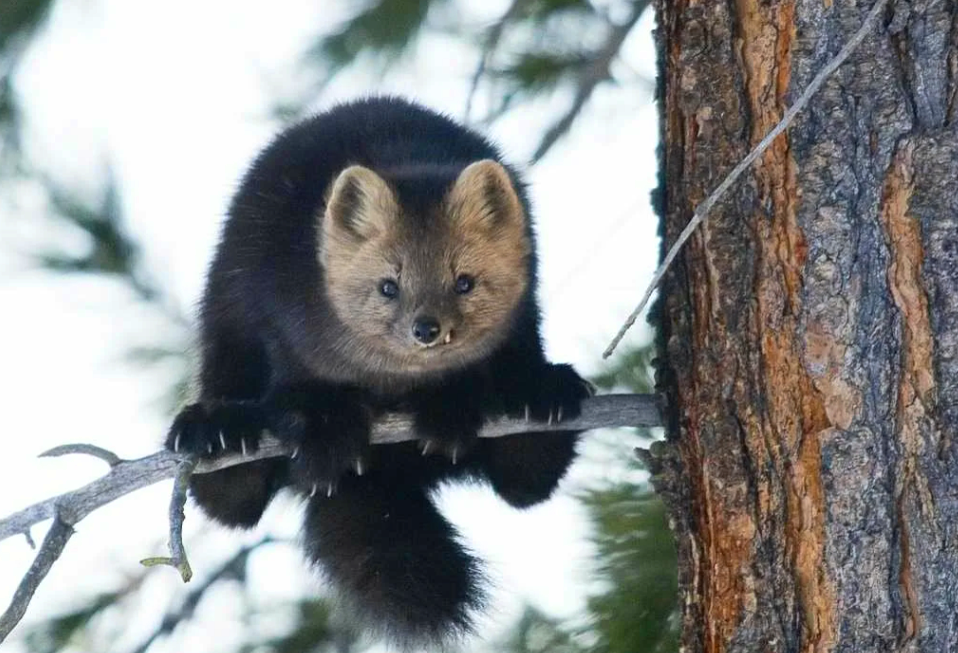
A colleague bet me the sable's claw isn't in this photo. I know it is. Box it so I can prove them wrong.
[290,446,299,459]
[582,380,598,397]
[173,432,181,453]
[524,405,530,422]
[557,406,564,423]
[326,484,334,498]
[421,441,432,456]
[206,442,213,455]
[309,484,318,498]
[240,438,247,457]
[355,458,364,476]
[218,430,226,450]
[451,447,458,465]
[547,409,554,426]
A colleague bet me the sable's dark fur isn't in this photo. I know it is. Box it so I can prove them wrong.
[166,97,589,649]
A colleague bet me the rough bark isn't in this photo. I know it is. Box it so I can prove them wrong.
[651,1,958,652]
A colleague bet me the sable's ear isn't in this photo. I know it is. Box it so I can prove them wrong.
[447,160,526,238]
[321,165,398,246]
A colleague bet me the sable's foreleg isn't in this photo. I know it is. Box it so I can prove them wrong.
[410,374,486,463]
[165,327,289,527]
[481,362,591,507]
[265,381,371,496]
[166,401,288,527]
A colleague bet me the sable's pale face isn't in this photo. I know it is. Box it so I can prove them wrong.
[318,161,531,376]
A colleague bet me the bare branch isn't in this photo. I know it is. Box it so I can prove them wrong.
[529,0,648,164]
[0,394,660,546]
[0,393,660,642]
[0,451,181,544]
[39,444,123,468]
[602,0,892,358]
[130,537,276,653]
[140,460,197,582]
[0,517,74,642]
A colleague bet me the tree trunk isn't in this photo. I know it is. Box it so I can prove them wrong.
[651,1,958,652]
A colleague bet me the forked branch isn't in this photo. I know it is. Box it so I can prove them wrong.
[0,393,660,643]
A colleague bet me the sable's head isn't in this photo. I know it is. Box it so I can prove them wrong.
[318,160,531,376]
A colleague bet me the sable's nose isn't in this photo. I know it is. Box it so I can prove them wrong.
[412,317,441,344]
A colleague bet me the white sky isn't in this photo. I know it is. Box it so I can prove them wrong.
[0,1,660,651]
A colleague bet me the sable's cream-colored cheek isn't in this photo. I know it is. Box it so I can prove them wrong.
[455,237,530,337]
[323,252,395,335]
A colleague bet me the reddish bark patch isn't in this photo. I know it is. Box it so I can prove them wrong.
[878,141,936,643]
[738,2,838,651]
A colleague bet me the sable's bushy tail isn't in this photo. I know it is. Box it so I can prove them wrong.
[302,470,485,649]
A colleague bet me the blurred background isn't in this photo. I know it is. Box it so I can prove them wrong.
[0,1,673,651]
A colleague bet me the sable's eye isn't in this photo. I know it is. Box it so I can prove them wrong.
[454,274,474,295]
[380,279,399,298]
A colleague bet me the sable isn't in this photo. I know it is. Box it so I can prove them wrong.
[166,96,605,648]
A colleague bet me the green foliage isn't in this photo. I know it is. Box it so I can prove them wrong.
[35,176,191,411]
[591,346,655,394]
[581,483,678,653]
[521,0,596,21]
[37,175,189,322]
[0,0,53,52]
[484,0,605,101]
[497,606,583,653]
[309,0,445,73]
[21,590,126,653]
[495,53,590,92]
[242,598,364,653]
[38,180,146,285]
[579,344,677,653]
[0,0,54,160]
[300,0,651,163]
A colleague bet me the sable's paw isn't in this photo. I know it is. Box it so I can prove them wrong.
[414,404,482,464]
[267,391,370,496]
[506,364,594,427]
[166,402,266,458]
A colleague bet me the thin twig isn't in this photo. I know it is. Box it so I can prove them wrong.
[602,0,892,358]
[141,459,197,582]
[129,537,276,653]
[0,517,74,642]
[530,0,648,164]
[40,444,124,468]
[0,394,658,642]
